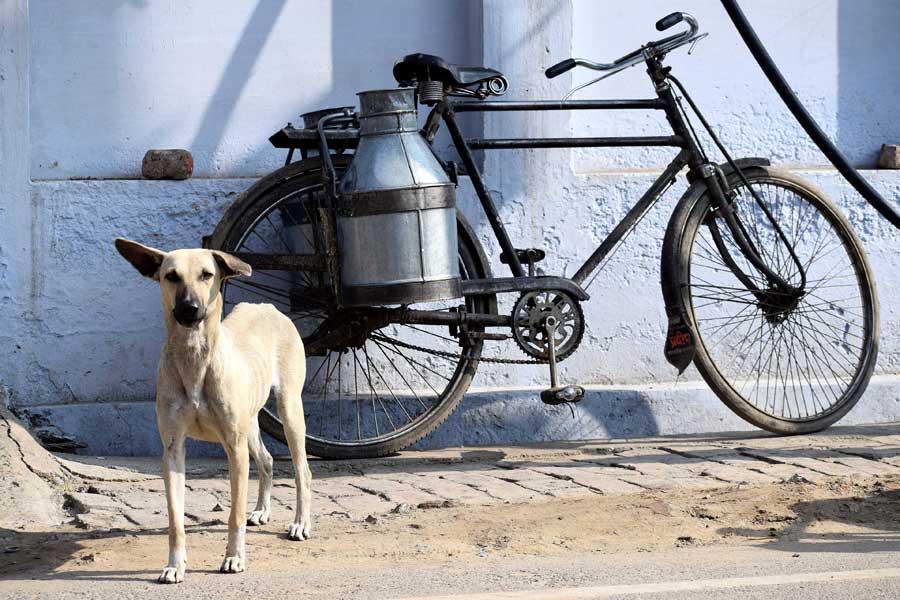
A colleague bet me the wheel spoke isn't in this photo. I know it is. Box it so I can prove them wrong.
[215,174,487,454]
[688,177,872,424]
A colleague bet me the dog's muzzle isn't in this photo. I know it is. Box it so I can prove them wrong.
[173,300,206,327]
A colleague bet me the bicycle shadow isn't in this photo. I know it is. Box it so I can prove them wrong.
[415,386,667,450]
[716,485,900,555]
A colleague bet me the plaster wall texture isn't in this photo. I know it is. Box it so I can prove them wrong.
[3,0,900,454]
[29,0,482,179]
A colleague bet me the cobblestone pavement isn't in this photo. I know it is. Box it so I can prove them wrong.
[53,423,900,532]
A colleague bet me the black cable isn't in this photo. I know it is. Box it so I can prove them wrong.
[721,0,900,230]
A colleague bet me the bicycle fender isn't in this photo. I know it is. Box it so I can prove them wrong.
[659,157,770,373]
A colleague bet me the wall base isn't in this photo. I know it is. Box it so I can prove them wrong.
[17,375,900,457]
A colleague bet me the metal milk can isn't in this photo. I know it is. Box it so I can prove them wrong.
[337,87,461,306]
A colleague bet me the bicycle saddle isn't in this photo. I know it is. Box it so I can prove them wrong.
[393,53,505,88]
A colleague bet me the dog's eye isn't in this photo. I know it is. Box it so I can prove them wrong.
[164,272,180,283]
[200,271,214,281]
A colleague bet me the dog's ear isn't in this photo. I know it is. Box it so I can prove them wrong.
[211,250,252,280]
[115,238,166,280]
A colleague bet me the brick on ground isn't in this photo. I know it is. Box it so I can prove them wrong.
[330,493,396,520]
[67,491,129,512]
[529,463,645,494]
[270,480,357,516]
[735,447,860,478]
[653,446,780,484]
[185,477,231,496]
[659,444,830,484]
[184,487,227,513]
[309,493,352,517]
[75,508,137,531]
[812,451,900,476]
[485,465,592,497]
[857,434,900,447]
[125,508,169,530]
[345,477,444,506]
[365,470,498,506]
[836,445,900,467]
[98,484,162,511]
[581,450,714,488]
[309,478,374,498]
[437,470,545,503]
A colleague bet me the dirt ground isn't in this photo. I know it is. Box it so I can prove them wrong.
[8,404,900,597]
[4,474,900,581]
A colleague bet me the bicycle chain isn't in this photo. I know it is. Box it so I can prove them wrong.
[372,334,546,365]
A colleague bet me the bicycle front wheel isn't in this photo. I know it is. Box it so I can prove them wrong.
[676,167,878,434]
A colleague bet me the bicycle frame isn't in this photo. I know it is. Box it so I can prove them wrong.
[265,54,803,335]
[440,95,693,286]
[414,57,697,298]
[417,53,803,308]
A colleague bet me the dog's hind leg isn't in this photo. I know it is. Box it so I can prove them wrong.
[247,417,273,526]
[276,382,312,541]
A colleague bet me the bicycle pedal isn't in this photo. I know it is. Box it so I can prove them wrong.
[540,385,585,405]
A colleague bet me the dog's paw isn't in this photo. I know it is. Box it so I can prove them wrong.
[247,509,270,526]
[158,566,185,584]
[287,520,311,541]
[220,555,245,574]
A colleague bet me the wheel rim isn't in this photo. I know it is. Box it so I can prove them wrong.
[221,179,483,449]
[687,178,874,422]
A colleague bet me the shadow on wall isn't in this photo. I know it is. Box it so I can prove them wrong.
[836,0,900,167]
[193,0,485,175]
[191,0,288,170]
[415,388,661,450]
[329,0,484,161]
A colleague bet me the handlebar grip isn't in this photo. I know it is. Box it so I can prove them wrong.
[655,12,684,31]
[545,58,577,79]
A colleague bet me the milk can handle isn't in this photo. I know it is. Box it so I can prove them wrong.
[316,109,356,201]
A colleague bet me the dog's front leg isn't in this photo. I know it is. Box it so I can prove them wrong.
[159,432,187,584]
[221,435,249,573]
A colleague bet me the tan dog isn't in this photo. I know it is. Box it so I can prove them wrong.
[115,238,312,584]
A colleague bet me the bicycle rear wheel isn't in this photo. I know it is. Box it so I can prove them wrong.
[207,159,495,458]
[676,167,878,433]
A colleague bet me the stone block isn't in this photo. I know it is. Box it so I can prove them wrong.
[878,144,900,169]
[141,149,193,179]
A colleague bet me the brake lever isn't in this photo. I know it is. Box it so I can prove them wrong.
[687,33,709,55]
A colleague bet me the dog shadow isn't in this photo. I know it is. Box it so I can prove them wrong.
[0,520,299,584]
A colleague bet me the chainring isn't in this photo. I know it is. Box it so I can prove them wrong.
[511,290,585,361]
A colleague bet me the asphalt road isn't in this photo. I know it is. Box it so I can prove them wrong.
[5,541,900,599]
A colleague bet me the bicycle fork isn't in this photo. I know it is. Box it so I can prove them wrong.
[699,163,807,300]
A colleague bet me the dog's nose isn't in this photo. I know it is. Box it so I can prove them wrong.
[181,301,200,316]
[173,299,203,324]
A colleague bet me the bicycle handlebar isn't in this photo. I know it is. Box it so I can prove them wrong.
[545,12,701,80]
[545,58,577,79]
[656,12,685,32]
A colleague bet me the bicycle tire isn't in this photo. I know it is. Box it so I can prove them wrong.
[673,167,878,434]
[207,158,495,458]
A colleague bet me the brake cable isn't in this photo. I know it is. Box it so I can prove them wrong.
[721,0,900,231]
[668,74,808,292]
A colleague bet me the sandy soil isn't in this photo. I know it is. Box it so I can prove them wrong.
[4,475,900,580]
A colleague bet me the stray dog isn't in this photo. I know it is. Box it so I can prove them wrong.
[115,238,312,583]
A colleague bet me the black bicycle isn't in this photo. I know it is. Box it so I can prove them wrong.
[205,12,878,459]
